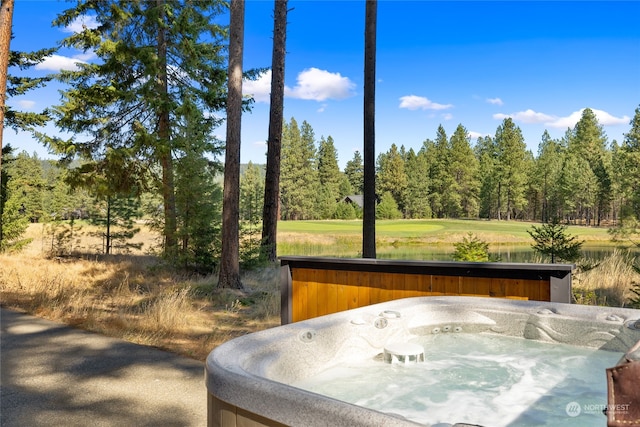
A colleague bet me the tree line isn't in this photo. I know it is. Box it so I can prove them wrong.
[1,0,639,278]
[274,107,640,227]
[3,107,640,267]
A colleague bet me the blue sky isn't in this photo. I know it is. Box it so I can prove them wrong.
[6,1,640,168]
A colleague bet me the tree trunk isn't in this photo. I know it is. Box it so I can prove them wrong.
[261,0,288,263]
[362,0,377,259]
[219,0,244,289]
[496,181,502,220]
[106,196,111,254]
[0,0,14,247]
[156,0,177,258]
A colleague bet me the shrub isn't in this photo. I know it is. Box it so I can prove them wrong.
[453,233,490,262]
[528,220,583,263]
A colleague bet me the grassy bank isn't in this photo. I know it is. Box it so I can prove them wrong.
[1,220,638,362]
[277,219,618,259]
[278,218,613,243]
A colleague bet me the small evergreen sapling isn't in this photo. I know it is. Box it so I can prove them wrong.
[452,233,490,262]
[528,220,583,263]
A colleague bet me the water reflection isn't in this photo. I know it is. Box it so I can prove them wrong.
[374,245,640,263]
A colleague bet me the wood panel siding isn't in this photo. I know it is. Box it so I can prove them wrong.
[281,256,573,324]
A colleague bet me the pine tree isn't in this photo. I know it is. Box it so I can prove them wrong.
[427,125,452,217]
[280,118,318,220]
[528,220,583,263]
[0,146,30,251]
[569,108,612,225]
[376,143,407,214]
[533,131,565,222]
[453,233,490,262]
[448,124,479,217]
[557,152,598,224]
[609,106,640,244]
[7,151,46,223]
[317,135,342,203]
[619,106,640,218]
[240,162,265,267]
[174,128,222,271]
[404,147,431,218]
[494,118,529,220]
[42,0,230,260]
[376,191,401,219]
[475,135,499,219]
[344,150,364,194]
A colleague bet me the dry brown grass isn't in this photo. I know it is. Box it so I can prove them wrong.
[573,249,640,307]
[0,225,280,361]
[2,224,638,362]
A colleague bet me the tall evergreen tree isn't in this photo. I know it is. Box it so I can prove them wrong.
[0,146,30,251]
[494,118,529,220]
[425,125,454,217]
[174,101,222,271]
[557,152,598,223]
[448,124,479,217]
[617,106,640,219]
[376,143,407,215]
[241,162,265,222]
[8,151,45,222]
[344,150,364,194]
[317,135,342,201]
[42,0,229,260]
[280,118,318,220]
[533,131,565,222]
[403,147,430,218]
[569,108,611,225]
[475,135,499,219]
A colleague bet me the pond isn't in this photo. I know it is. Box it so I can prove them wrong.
[279,242,640,264]
[378,244,640,263]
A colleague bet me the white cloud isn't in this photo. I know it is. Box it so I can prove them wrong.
[469,131,490,140]
[243,70,271,103]
[285,68,356,101]
[486,97,503,106]
[399,95,452,111]
[63,15,100,33]
[496,108,631,129]
[317,104,328,113]
[546,108,630,129]
[17,100,36,109]
[253,140,266,147]
[74,51,97,62]
[493,109,555,124]
[442,113,453,120]
[35,54,88,72]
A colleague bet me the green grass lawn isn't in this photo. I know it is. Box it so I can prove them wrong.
[278,219,612,243]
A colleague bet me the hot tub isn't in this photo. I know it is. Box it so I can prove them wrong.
[205,297,640,427]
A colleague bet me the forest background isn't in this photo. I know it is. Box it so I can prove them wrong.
[1,1,640,359]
